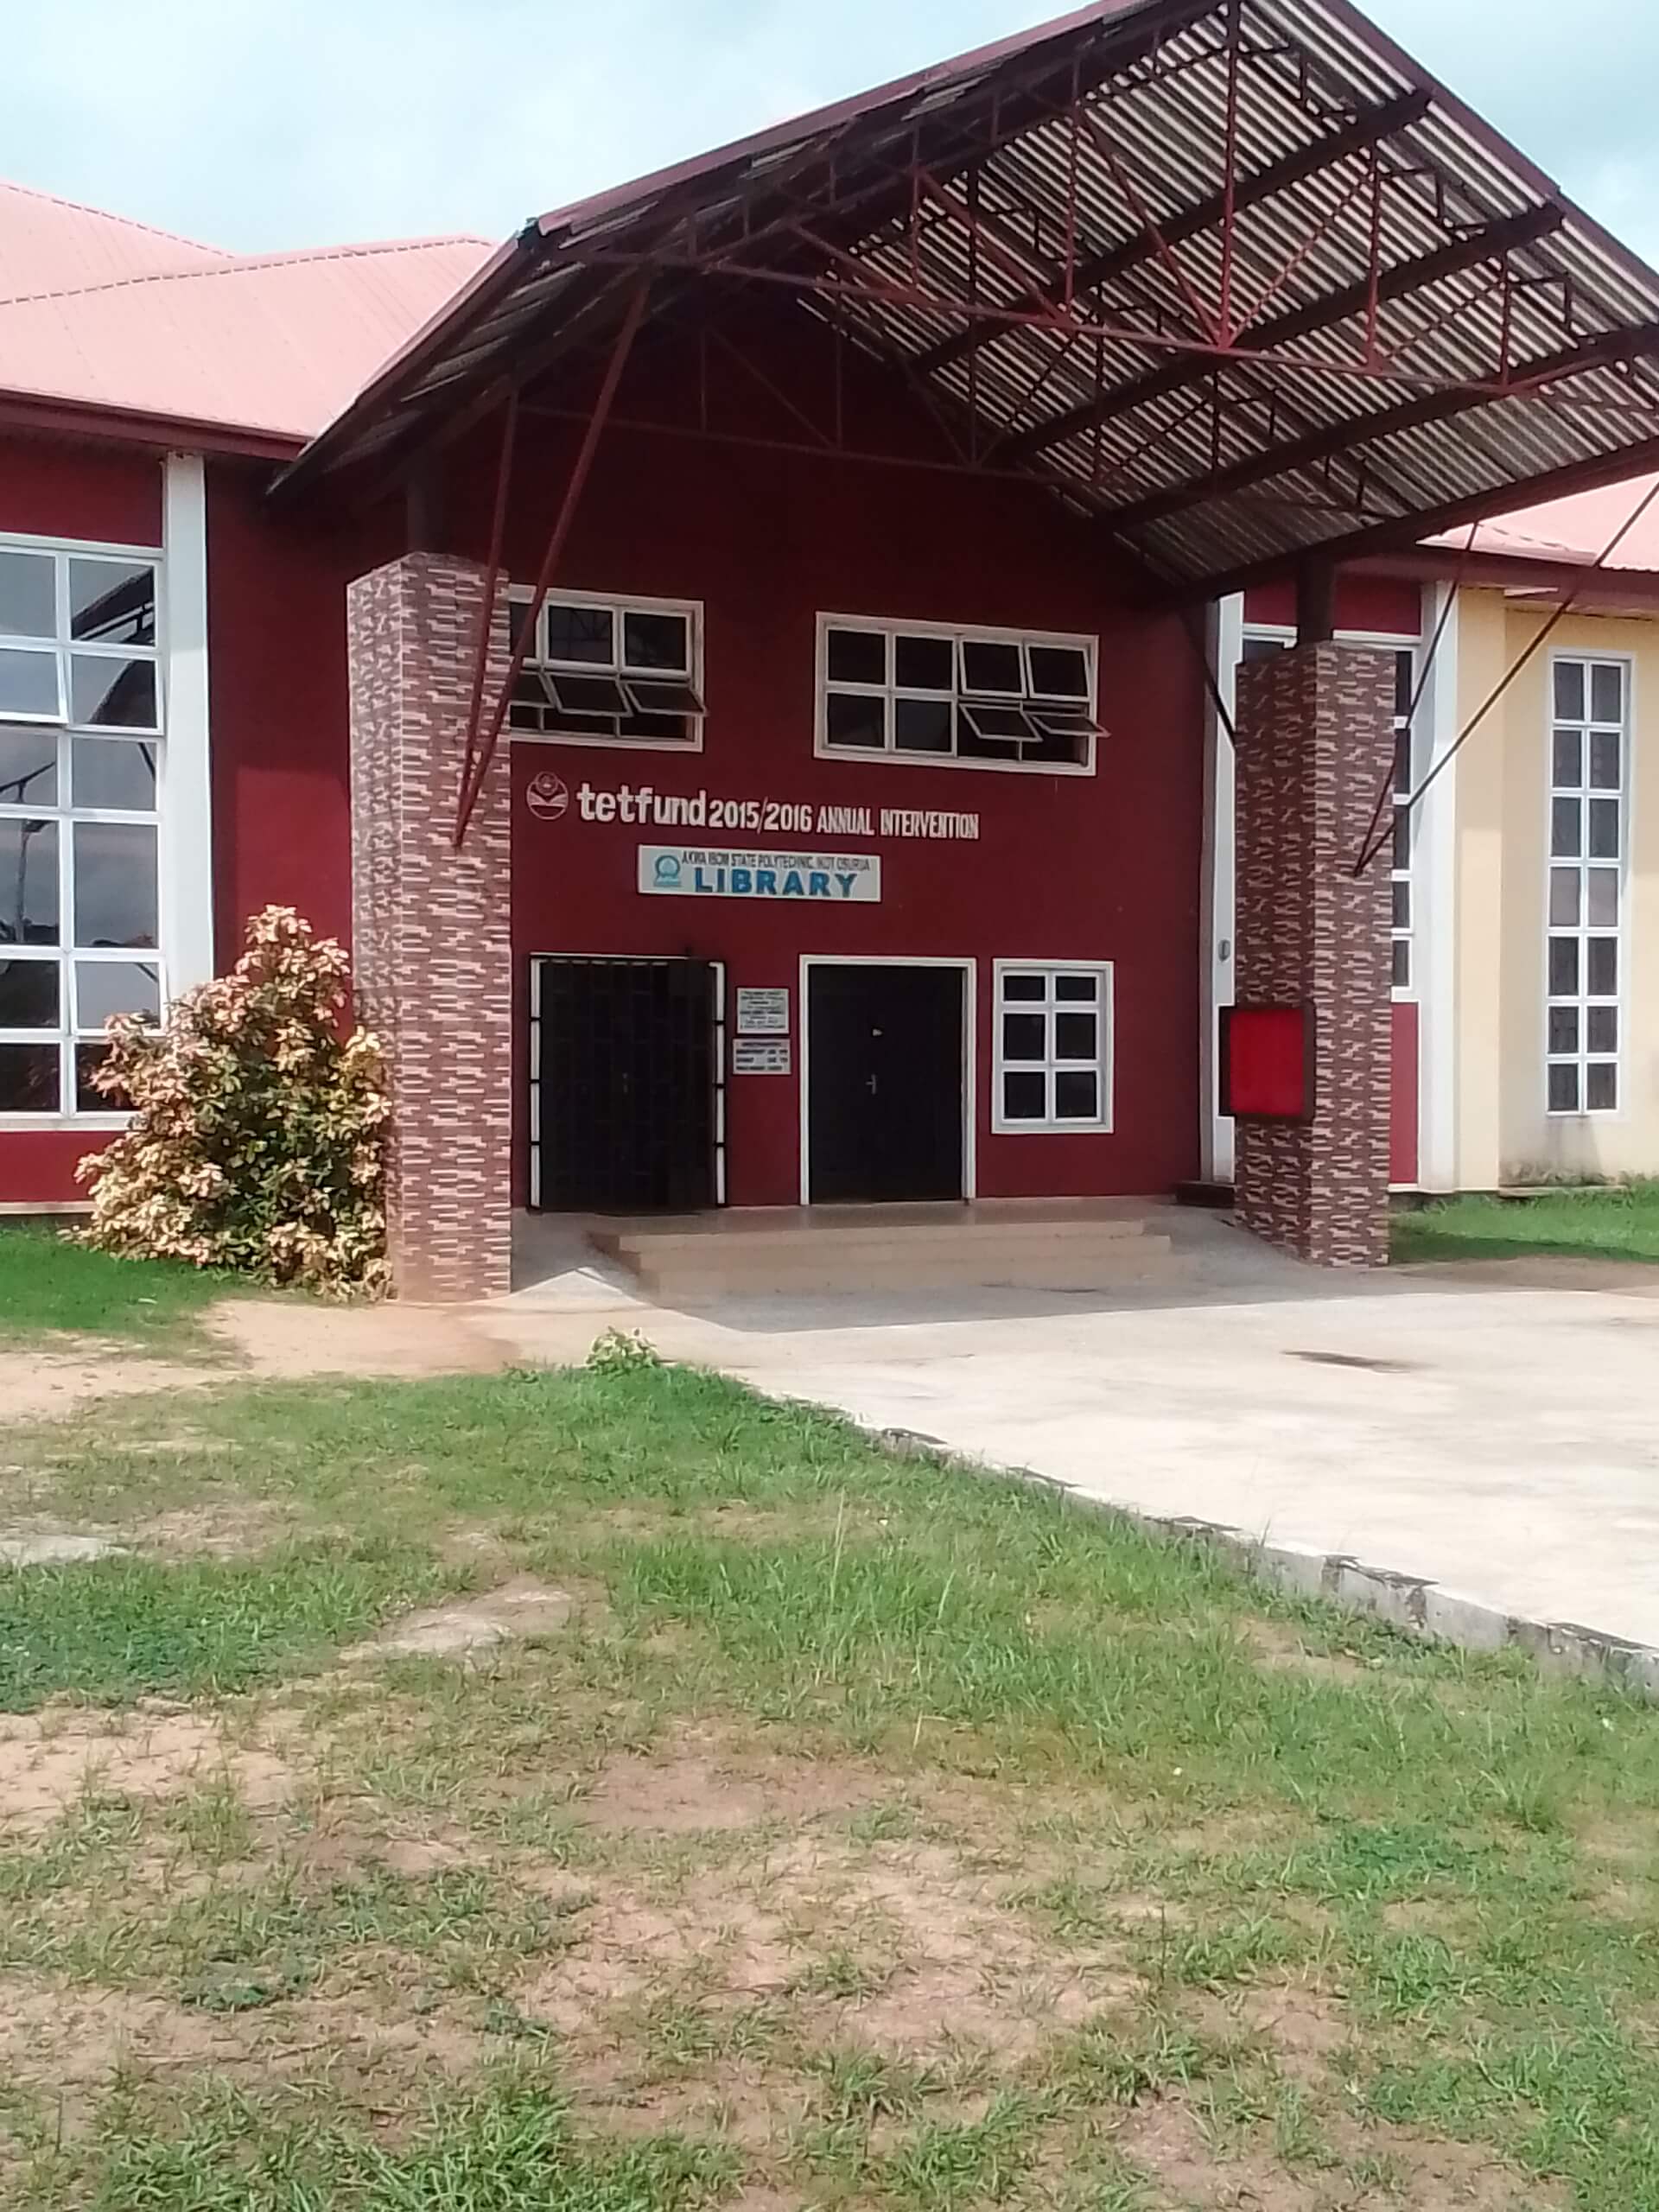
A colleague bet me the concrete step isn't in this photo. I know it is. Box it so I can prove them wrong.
[592,1211,1185,1298]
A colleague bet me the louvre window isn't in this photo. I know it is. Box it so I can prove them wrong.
[820,618,1102,772]
[508,594,705,748]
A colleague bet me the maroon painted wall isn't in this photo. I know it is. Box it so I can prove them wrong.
[433,315,1209,1209]
[206,466,373,964]
[1243,575,1423,638]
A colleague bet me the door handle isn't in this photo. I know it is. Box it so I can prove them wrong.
[866,1074,878,1096]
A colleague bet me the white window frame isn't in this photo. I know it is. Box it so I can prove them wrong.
[815,613,1100,777]
[506,586,705,753]
[1544,649,1630,1120]
[992,959,1115,1134]
[1,526,168,1129]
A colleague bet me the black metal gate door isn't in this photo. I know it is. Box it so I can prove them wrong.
[531,957,721,1212]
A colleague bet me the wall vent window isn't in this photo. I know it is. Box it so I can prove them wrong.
[819,618,1102,772]
[507,594,704,748]
[0,539,163,1119]
[993,963,1113,1130]
[1547,656,1626,1116]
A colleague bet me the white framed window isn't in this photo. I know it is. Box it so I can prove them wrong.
[1,535,164,1121]
[817,614,1102,774]
[507,589,705,750]
[1546,654,1627,1116]
[993,962,1113,1131]
[1240,629,1420,993]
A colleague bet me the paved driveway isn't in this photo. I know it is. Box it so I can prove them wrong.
[482,1220,1659,1651]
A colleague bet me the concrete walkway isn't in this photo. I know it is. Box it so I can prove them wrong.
[480,1215,1659,1652]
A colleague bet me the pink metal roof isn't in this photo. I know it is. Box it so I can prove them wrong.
[0,179,230,303]
[1427,476,1659,574]
[0,226,493,448]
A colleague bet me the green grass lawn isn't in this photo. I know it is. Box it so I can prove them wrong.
[1395,1179,1659,1267]
[0,1221,235,1351]
[4,1358,1659,2208]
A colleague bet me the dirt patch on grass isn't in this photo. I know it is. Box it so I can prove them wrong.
[0,1707,297,1834]
[206,1299,512,1380]
[577,1735,887,1834]
[0,1346,218,1423]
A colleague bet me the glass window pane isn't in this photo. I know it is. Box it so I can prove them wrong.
[1588,731,1620,791]
[955,711,1020,760]
[1549,868,1581,926]
[826,629,885,685]
[0,819,59,944]
[624,679,702,717]
[547,673,627,716]
[68,559,156,647]
[1587,1061,1618,1112]
[0,956,58,1027]
[69,655,156,730]
[72,821,157,948]
[1554,662,1585,721]
[1002,1012,1046,1062]
[74,958,161,1030]
[1551,798,1582,858]
[1591,664,1624,724]
[1055,1012,1097,1061]
[0,646,60,719]
[825,692,886,750]
[894,634,953,691]
[76,1039,128,1111]
[1055,974,1097,1001]
[1002,1070,1046,1122]
[1391,880,1411,930]
[1587,1006,1618,1056]
[1394,652,1415,720]
[1394,728,1413,794]
[1587,938,1618,996]
[0,726,57,806]
[1026,645,1090,700]
[1586,870,1619,927]
[1553,728,1583,788]
[543,603,613,664]
[1548,1006,1579,1055]
[893,697,953,753]
[1001,974,1045,1002]
[1588,798,1620,860]
[0,1039,59,1111]
[1054,1069,1099,1121]
[1393,807,1411,871]
[1548,1063,1580,1114]
[0,550,55,639]
[960,639,1021,696]
[1391,940,1411,989]
[621,611,689,674]
[70,737,157,811]
[1548,937,1580,996]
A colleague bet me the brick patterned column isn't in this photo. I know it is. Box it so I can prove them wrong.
[1234,642,1395,1268]
[348,554,512,1302]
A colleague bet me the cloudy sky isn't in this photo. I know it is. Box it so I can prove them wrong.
[3,0,1656,264]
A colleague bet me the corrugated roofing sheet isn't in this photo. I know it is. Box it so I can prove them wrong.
[1427,475,1659,573]
[0,233,494,444]
[0,179,229,304]
[285,0,1659,595]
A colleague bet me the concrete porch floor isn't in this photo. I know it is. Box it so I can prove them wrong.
[486,1209,1659,1653]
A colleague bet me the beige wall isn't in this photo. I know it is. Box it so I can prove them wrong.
[1453,593,1659,1184]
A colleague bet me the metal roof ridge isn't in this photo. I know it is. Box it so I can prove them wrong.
[0,233,498,314]
[0,174,231,257]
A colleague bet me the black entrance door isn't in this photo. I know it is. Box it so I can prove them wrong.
[807,964,964,1203]
[533,957,719,1211]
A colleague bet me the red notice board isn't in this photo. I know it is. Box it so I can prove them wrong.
[1220,1005,1315,1122]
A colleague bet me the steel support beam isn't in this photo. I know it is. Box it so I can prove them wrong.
[1096,321,1659,540]
[1005,204,1566,462]
[915,88,1433,378]
[454,280,648,845]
